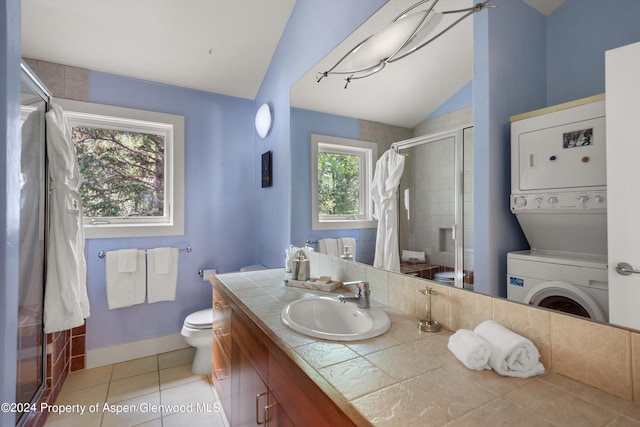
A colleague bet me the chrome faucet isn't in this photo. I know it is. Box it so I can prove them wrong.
[338,281,370,308]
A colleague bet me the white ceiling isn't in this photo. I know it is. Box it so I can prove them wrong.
[21,0,565,127]
[21,0,296,100]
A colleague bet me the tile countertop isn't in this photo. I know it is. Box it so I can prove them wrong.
[212,269,640,427]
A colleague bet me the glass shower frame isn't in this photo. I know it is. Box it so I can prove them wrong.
[394,125,472,289]
[17,62,50,427]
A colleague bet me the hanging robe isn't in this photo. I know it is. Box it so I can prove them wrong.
[371,149,405,272]
[43,103,90,333]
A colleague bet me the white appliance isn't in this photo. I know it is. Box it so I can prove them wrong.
[507,98,608,319]
[507,250,608,322]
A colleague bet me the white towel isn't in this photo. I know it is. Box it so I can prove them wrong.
[152,247,171,274]
[105,250,146,309]
[447,329,492,371]
[117,249,138,272]
[338,237,357,259]
[474,320,545,378]
[147,247,179,303]
[317,238,339,257]
[401,249,427,263]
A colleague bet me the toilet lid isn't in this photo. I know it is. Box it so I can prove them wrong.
[185,308,213,329]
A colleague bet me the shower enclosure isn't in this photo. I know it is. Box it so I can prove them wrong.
[17,62,49,426]
[396,126,474,289]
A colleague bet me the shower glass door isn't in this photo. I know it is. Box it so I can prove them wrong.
[397,127,473,289]
[17,63,48,426]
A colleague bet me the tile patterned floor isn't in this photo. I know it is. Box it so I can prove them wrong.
[44,348,228,427]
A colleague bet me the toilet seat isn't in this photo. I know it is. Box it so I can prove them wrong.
[184,308,213,330]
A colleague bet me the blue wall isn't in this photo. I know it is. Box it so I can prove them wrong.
[86,72,256,350]
[473,0,546,296]
[547,0,640,105]
[1,0,21,422]
[253,0,386,268]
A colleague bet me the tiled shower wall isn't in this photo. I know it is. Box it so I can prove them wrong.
[310,250,640,404]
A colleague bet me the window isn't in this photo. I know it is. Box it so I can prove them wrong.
[311,134,377,230]
[56,99,184,239]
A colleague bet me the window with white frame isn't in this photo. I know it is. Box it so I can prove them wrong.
[56,99,184,239]
[311,134,377,230]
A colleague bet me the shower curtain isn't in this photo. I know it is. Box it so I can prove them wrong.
[371,149,405,272]
[43,103,90,333]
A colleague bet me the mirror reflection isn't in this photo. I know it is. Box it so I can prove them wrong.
[290,0,640,326]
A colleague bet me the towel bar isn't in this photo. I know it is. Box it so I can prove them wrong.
[98,245,192,259]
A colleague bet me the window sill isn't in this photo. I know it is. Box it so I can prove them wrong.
[84,222,184,239]
[312,219,377,231]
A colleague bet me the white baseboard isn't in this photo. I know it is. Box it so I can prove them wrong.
[86,333,189,369]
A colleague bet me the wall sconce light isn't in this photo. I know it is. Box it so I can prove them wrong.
[255,103,272,138]
[317,0,493,88]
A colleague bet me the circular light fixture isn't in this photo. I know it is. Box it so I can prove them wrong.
[255,103,272,138]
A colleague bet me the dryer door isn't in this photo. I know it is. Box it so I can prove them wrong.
[524,281,607,322]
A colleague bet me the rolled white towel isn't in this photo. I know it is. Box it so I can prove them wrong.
[447,329,492,371]
[474,320,545,378]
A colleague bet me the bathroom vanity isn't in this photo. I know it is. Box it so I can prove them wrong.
[210,272,366,426]
[210,269,640,426]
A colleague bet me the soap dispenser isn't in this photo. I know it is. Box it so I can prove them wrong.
[293,250,310,281]
[340,246,353,261]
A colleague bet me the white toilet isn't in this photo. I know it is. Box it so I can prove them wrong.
[181,308,214,374]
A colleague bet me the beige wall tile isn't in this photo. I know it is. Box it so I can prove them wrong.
[448,287,491,330]
[388,272,417,315]
[65,77,89,101]
[332,257,349,282]
[550,313,632,400]
[65,65,89,81]
[492,298,551,369]
[347,261,367,283]
[37,60,65,79]
[366,266,389,305]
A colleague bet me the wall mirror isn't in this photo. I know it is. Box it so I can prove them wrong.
[289,0,640,327]
[290,0,474,286]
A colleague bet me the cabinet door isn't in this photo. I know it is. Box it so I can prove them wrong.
[212,337,231,422]
[231,338,268,427]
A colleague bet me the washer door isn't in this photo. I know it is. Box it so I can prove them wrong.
[524,281,607,322]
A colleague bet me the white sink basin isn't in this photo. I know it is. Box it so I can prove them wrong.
[280,297,391,341]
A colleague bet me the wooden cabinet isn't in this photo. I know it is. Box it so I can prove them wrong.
[212,286,232,421]
[230,308,294,426]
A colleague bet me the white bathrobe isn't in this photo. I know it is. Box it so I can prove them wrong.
[43,103,90,333]
[371,149,405,272]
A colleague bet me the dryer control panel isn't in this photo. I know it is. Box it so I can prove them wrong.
[511,99,606,194]
[511,190,607,212]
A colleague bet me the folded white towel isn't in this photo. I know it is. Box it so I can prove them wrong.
[147,247,179,303]
[447,329,492,371]
[401,249,426,263]
[474,320,545,378]
[317,238,339,257]
[106,250,146,309]
[117,249,138,272]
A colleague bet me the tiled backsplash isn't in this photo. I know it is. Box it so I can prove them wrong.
[309,251,640,403]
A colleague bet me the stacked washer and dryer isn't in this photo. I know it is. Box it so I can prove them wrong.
[507,98,609,322]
